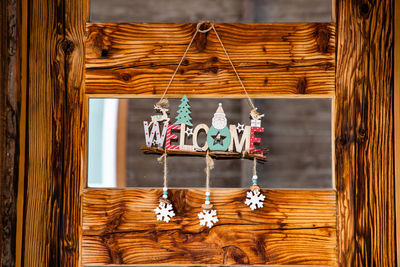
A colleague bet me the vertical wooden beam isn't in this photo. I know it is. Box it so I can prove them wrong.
[16,0,28,265]
[394,0,400,264]
[23,0,65,264]
[335,0,356,263]
[336,0,396,266]
[62,0,87,265]
[23,0,87,265]
[0,0,24,265]
[116,99,128,187]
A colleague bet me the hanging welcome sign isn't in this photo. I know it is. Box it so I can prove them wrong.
[141,21,267,228]
[143,96,264,155]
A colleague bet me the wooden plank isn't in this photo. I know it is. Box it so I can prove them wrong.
[395,0,400,263]
[85,23,335,96]
[116,99,128,187]
[16,0,28,265]
[23,0,65,265]
[82,188,337,266]
[0,0,21,265]
[23,0,87,265]
[336,0,396,266]
[334,0,356,264]
[61,0,87,266]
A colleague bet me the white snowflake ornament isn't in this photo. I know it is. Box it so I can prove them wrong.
[245,189,265,210]
[154,202,175,223]
[198,209,219,228]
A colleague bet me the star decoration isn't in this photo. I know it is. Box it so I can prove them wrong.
[236,123,245,133]
[185,127,193,137]
[152,139,158,146]
[244,189,265,210]
[198,209,219,228]
[154,202,175,223]
[211,132,226,145]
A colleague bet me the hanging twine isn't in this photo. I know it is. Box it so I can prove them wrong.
[159,21,256,111]
[253,157,257,177]
[205,151,214,192]
[158,152,168,189]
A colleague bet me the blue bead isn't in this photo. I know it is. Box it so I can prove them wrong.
[163,191,168,195]
[252,179,257,184]
[205,196,210,201]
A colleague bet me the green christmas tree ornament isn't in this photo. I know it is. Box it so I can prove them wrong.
[174,95,193,126]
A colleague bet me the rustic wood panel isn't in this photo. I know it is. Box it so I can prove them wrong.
[395,0,400,264]
[0,0,21,265]
[336,0,396,266]
[85,23,335,96]
[61,0,87,265]
[23,0,87,266]
[23,0,66,265]
[334,0,356,264]
[82,188,337,265]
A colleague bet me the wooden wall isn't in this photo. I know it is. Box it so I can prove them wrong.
[0,0,397,266]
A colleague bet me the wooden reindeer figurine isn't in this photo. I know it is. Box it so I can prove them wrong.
[149,99,170,127]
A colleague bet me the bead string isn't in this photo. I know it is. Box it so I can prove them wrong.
[158,21,256,111]
[252,157,258,186]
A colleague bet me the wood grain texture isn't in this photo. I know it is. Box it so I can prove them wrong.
[336,0,396,266]
[23,0,65,265]
[0,0,20,265]
[23,0,86,266]
[395,0,400,264]
[61,0,87,265]
[85,23,335,96]
[82,188,337,266]
[335,0,356,264]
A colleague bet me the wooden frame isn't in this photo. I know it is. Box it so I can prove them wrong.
[0,0,396,266]
[82,22,337,265]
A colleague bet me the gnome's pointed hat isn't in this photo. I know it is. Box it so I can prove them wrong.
[214,103,225,117]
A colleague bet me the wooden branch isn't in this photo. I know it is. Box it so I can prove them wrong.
[82,188,337,266]
[140,145,267,161]
[85,23,335,96]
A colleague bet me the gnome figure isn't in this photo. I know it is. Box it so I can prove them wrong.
[206,103,231,151]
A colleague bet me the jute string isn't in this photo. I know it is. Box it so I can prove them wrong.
[205,151,214,192]
[158,153,168,188]
[159,21,256,111]
[253,157,257,177]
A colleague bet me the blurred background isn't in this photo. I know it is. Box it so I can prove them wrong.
[87,0,333,189]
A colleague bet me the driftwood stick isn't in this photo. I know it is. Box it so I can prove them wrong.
[140,145,267,161]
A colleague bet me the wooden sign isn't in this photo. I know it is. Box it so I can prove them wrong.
[142,96,266,160]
